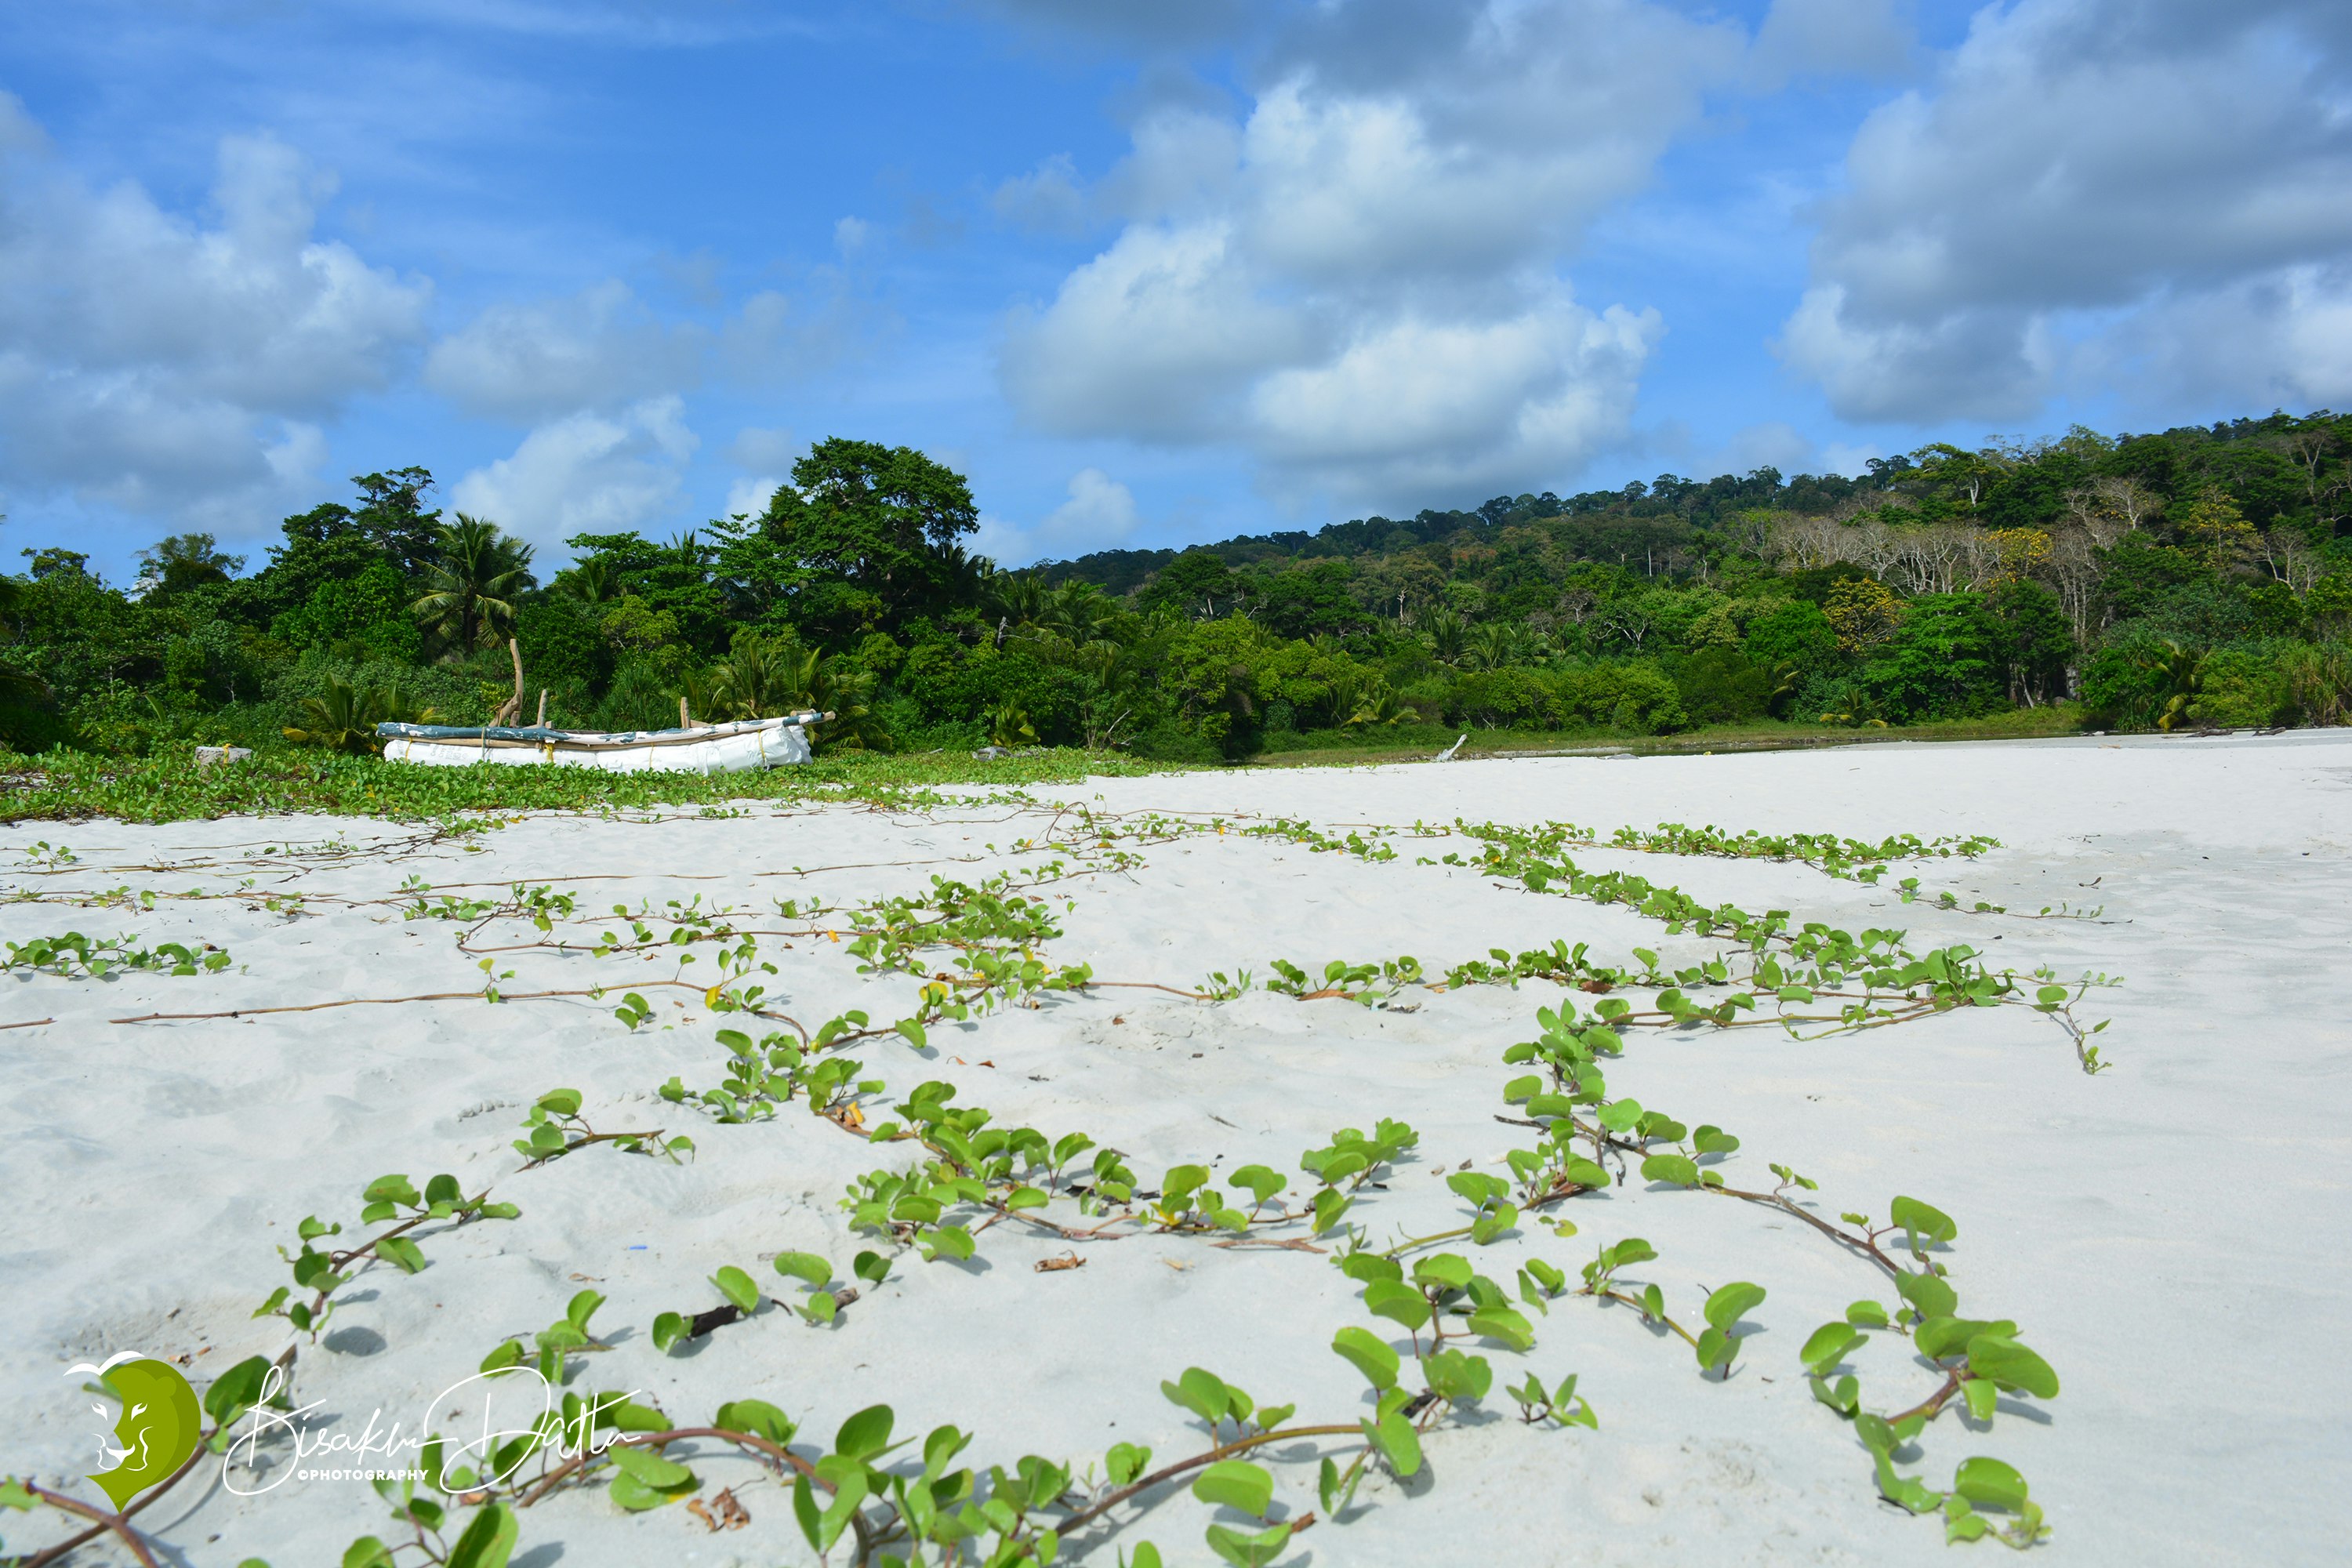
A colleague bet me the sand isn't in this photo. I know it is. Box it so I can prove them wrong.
[1,730,2346,1566]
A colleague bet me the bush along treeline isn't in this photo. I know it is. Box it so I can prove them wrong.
[5,414,2350,766]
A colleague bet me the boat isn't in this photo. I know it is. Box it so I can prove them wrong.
[377,711,832,774]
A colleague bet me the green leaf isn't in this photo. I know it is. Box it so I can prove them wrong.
[1962,1377,1998,1422]
[1967,1334,2060,1399]
[1190,1460,1272,1517]
[343,1539,396,1568]
[202,1356,271,1427]
[713,1399,796,1446]
[363,1174,420,1208]
[1467,1307,1535,1352]
[1954,1457,2031,1514]
[1362,1410,1421,1476]
[1411,1253,1472,1292]
[1424,1347,1492,1403]
[1640,1153,1699,1187]
[1846,1300,1890,1329]
[1893,1270,1958,1321]
[1204,1521,1293,1567]
[1800,1322,1863,1372]
[1363,1280,1432,1332]
[444,1501,518,1568]
[1163,1163,1210,1201]
[1161,1367,1232,1425]
[772,1251,834,1288]
[1105,1441,1152,1487]
[1228,1164,1283,1205]
[1596,1100,1644,1133]
[564,1289,604,1331]
[1703,1281,1766,1333]
[1915,1316,2016,1360]
[1330,1327,1400,1391]
[711,1266,759,1313]
[1692,1124,1740,1156]
[375,1236,427,1275]
[834,1403,895,1461]
[1889,1195,1957,1247]
[605,1443,693,1488]
[1559,1156,1610,1190]
[535,1088,583,1116]
[650,1312,688,1352]
[895,1018,927,1049]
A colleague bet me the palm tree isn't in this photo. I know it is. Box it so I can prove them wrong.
[412,514,535,655]
[705,631,888,751]
[283,675,438,755]
[553,557,618,605]
[1417,607,1470,664]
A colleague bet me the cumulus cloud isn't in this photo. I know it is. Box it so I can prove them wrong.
[448,395,698,552]
[0,96,428,531]
[999,0,1740,506]
[424,279,699,423]
[426,282,806,423]
[1780,0,2352,421]
[973,467,1144,566]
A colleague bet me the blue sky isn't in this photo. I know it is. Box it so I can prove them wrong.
[2,0,2347,580]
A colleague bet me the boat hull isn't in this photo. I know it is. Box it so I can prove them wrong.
[377,717,815,774]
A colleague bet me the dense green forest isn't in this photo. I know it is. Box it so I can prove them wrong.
[6,413,2350,766]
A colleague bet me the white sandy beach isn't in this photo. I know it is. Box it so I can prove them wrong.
[2,731,2347,1566]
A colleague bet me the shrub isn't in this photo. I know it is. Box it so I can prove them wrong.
[2189,641,2297,729]
[1549,660,1688,734]
[1669,648,1773,726]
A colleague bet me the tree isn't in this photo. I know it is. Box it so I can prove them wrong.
[412,515,535,655]
[351,467,444,578]
[747,439,983,641]
[1138,550,1239,619]
[133,534,245,600]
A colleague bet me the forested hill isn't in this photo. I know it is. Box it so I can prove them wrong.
[2,413,2347,768]
[1040,412,2346,606]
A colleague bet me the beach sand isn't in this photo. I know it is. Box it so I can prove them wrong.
[2,730,2346,1566]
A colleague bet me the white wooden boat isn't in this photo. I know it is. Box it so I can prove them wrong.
[377,711,829,774]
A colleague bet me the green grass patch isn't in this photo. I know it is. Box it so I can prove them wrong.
[1252,706,2086,768]
[0,746,1172,825]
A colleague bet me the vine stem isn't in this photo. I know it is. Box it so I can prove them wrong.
[1700,1182,1905,1278]
[514,1425,822,1508]
[108,978,802,1026]
[21,1483,163,1568]
[1887,1368,1965,1426]
[1058,1423,1362,1534]
[1585,1287,1701,1350]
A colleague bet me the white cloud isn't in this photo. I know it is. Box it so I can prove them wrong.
[723,475,783,519]
[1780,0,2352,422]
[1000,0,1740,506]
[0,96,428,532]
[449,395,699,553]
[973,467,1144,566]
[424,280,701,423]
[426,278,831,426]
